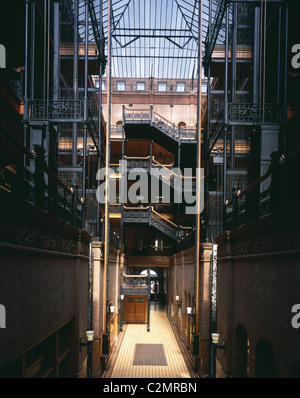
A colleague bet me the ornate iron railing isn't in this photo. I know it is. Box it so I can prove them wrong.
[28,99,83,121]
[225,147,300,230]
[122,274,149,287]
[123,107,197,142]
[124,108,151,123]
[0,145,82,228]
[228,103,282,124]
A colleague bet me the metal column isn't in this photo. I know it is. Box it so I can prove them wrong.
[223,4,229,229]
[103,0,112,336]
[194,0,203,338]
[82,0,89,229]
[72,0,79,186]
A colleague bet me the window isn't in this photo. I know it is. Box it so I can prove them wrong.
[154,239,163,252]
[102,81,106,91]
[116,81,126,91]
[201,83,207,93]
[158,82,167,92]
[176,82,186,92]
[136,82,145,91]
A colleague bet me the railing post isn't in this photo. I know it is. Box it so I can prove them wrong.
[150,105,153,126]
[34,145,46,209]
[122,104,125,125]
[232,187,238,229]
[72,184,78,228]
[270,151,282,212]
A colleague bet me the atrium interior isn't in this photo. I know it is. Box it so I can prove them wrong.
[0,0,299,379]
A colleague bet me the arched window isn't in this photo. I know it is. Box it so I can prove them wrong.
[255,338,278,378]
[178,121,186,127]
[235,324,249,378]
[140,269,157,277]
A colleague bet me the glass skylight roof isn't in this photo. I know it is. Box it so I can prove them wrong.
[77,0,230,78]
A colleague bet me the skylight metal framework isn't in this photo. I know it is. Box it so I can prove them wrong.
[78,0,205,79]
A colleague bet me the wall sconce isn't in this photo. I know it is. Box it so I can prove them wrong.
[211,333,226,354]
[176,296,182,306]
[80,330,94,378]
[109,305,115,315]
[80,330,94,351]
[187,307,194,316]
[120,295,124,301]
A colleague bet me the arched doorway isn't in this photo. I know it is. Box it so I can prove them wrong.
[255,338,278,378]
[235,324,249,378]
[140,269,159,301]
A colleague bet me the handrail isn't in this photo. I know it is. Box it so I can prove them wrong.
[151,207,178,228]
[152,159,196,179]
[124,108,150,113]
[123,205,149,210]
[0,120,79,203]
[32,149,82,204]
[124,155,151,160]
[152,159,179,177]
[150,245,172,249]
[226,147,300,206]
[153,111,174,126]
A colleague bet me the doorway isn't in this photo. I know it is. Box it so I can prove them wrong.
[124,295,147,324]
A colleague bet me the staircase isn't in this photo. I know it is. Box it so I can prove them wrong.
[123,107,197,146]
[122,206,189,240]
[151,158,196,195]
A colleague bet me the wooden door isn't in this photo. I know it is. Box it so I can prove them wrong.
[126,296,136,323]
[135,296,146,323]
[125,295,147,324]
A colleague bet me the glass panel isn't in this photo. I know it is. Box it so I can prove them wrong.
[117,81,126,91]
[158,82,167,92]
[137,297,144,303]
[177,82,185,92]
[128,297,134,303]
[136,82,145,91]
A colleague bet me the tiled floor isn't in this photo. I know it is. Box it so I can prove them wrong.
[103,302,198,378]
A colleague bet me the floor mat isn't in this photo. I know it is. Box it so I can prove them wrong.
[132,343,167,366]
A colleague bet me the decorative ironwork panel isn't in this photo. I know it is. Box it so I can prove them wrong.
[28,99,83,120]
[228,103,282,124]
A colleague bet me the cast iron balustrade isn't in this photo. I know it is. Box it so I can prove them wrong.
[124,108,151,123]
[28,99,83,122]
[123,106,197,143]
[228,103,282,125]
[122,274,148,288]
[0,144,82,228]
[225,147,300,230]
[123,206,188,240]
[120,273,151,297]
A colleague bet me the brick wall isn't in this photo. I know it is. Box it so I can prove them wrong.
[91,242,125,376]
[215,202,300,378]
[0,189,91,377]
[168,243,212,376]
